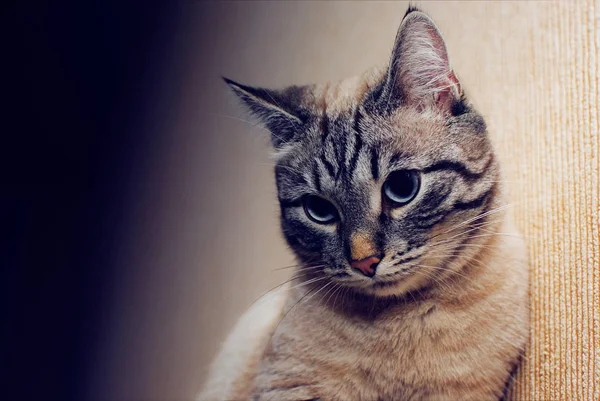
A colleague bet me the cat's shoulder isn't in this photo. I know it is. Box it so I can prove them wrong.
[197,285,288,401]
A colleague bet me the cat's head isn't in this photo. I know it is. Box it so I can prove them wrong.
[225,8,500,297]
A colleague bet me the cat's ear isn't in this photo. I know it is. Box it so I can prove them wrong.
[223,77,309,148]
[380,8,461,113]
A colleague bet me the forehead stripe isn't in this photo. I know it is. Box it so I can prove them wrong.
[453,183,496,211]
[370,146,380,180]
[353,107,363,134]
[320,112,330,144]
[388,151,408,167]
[333,129,347,180]
[422,155,493,180]
[346,133,363,180]
[311,160,322,192]
[321,154,337,179]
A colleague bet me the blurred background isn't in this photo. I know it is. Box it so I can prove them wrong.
[5,2,598,401]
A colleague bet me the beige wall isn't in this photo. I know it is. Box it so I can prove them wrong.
[91,2,599,400]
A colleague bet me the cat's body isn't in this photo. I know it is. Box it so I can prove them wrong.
[202,223,527,401]
[200,8,528,401]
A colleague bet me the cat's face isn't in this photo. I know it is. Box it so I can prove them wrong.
[226,9,500,297]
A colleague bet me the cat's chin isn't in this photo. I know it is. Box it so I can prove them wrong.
[351,271,431,298]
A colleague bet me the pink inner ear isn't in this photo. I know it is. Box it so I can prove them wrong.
[423,24,461,110]
[397,14,461,113]
[435,70,461,110]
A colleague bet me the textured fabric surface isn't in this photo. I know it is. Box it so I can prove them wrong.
[480,2,599,399]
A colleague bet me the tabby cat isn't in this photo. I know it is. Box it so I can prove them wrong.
[200,6,528,401]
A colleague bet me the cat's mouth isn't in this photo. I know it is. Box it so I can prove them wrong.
[329,260,420,287]
[324,258,428,296]
[372,263,419,286]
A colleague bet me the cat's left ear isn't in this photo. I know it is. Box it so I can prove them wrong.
[223,77,309,148]
[380,9,462,114]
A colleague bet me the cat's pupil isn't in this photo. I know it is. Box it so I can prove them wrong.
[303,195,338,224]
[383,170,420,205]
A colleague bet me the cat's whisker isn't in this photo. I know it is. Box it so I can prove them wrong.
[430,201,523,241]
[423,251,511,271]
[430,218,506,247]
[429,241,507,253]
[425,251,523,267]
[333,284,347,311]
[321,283,337,306]
[465,232,529,241]
[478,179,527,184]
[414,263,482,288]
[427,223,506,253]
[320,282,341,310]
[244,267,329,315]
[286,275,330,292]
[265,285,320,349]
[412,268,458,295]
[300,281,335,308]
[425,256,492,280]
[241,276,298,315]
[273,263,325,272]
[405,284,421,304]
[209,113,271,135]
[394,265,452,295]
[271,263,303,271]
[476,227,534,240]
[434,215,506,241]
[269,280,334,349]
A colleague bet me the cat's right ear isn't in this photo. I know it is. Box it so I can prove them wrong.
[378,8,462,114]
[223,77,309,148]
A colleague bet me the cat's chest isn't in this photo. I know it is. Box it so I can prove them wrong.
[312,301,481,392]
[263,295,506,400]
[329,300,444,348]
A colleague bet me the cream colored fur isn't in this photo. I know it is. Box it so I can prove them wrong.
[200,216,528,401]
[199,289,287,401]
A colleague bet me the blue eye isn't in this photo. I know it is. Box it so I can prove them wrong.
[383,170,420,205]
[303,195,338,224]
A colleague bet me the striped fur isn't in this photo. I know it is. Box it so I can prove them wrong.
[201,7,528,401]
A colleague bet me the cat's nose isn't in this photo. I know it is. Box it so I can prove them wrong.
[350,255,381,278]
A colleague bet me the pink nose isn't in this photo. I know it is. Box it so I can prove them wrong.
[351,255,381,277]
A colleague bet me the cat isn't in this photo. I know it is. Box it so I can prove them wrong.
[199,6,529,401]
